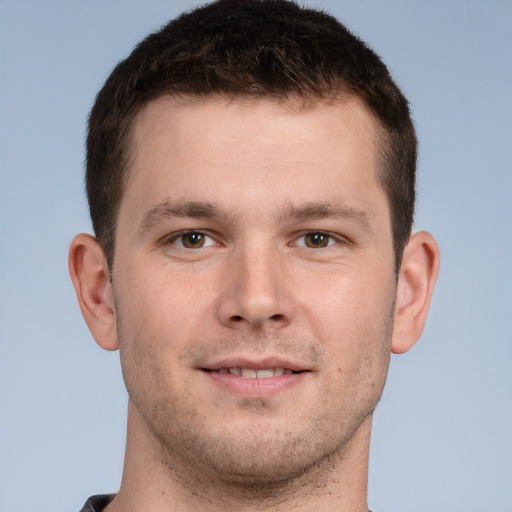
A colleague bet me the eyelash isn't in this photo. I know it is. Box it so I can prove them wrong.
[166,231,218,249]
[166,230,343,250]
[293,231,341,249]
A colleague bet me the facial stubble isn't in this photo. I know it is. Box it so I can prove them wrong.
[115,301,395,500]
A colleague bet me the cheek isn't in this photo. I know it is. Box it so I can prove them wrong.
[114,277,185,411]
[116,262,196,324]
[301,263,395,400]
[301,263,395,337]
[113,263,218,372]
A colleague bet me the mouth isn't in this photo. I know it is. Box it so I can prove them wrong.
[203,367,304,379]
[199,359,310,397]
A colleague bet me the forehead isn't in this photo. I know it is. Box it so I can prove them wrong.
[131,94,380,153]
[120,95,386,226]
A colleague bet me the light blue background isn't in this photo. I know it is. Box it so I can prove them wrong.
[1,1,511,511]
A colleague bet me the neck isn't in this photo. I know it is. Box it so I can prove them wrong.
[107,402,371,512]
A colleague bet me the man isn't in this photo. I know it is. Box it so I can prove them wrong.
[69,0,439,510]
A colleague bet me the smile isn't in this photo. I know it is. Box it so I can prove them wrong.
[208,367,297,378]
[200,357,311,396]
[202,366,307,397]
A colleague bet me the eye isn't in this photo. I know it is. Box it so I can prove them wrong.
[169,231,217,249]
[295,232,337,248]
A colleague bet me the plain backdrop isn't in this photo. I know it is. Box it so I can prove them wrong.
[0,1,511,511]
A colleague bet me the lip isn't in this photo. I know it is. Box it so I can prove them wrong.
[202,356,308,373]
[199,356,311,398]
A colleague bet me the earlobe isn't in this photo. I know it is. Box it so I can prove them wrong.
[68,234,119,351]
[391,231,440,354]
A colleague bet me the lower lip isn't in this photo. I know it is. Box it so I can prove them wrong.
[203,371,307,397]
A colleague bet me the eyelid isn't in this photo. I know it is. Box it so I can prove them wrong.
[162,229,348,249]
[165,230,219,248]
[292,231,346,248]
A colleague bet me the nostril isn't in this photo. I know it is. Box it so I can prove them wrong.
[229,314,285,324]
[224,310,290,329]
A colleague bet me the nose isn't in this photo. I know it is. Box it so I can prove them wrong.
[216,242,295,331]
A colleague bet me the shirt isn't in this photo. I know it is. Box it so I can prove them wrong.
[79,493,375,511]
[79,494,115,512]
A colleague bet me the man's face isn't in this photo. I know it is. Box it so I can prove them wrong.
[112,96,397,484]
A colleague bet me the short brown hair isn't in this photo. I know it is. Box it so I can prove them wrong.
[86,0,416,272]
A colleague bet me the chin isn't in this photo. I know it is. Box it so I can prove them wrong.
[158,417,356,489]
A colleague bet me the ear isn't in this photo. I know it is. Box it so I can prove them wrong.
[391,231,440,354]
[68,233,119,351]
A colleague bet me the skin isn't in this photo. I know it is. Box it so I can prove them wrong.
[69,96,439,511]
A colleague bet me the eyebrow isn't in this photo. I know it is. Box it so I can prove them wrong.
[138,199,372,233]
[278,202,372,231]
[138,199,225,233]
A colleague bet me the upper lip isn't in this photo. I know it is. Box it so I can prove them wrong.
[200,356,311,372]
